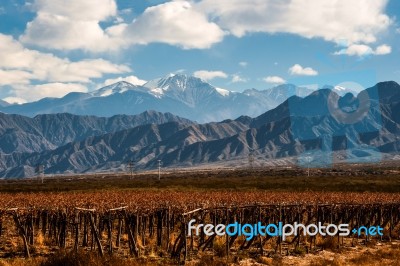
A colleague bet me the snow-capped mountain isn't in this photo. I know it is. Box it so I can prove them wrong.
[0,74,314,122]
[332,85,362,96]
[90,81,143,97]
[2,81,400,178]
[143,74,226,107]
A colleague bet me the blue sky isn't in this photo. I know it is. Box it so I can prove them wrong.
[0,0,399,103]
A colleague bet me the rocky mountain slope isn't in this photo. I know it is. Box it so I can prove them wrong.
[1,81,399,178]
[0,111,193,154]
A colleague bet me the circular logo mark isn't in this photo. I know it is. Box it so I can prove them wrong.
[327,82,370,125]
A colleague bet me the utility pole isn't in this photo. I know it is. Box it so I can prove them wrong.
[304,156,312,177]
[248,149,254,169]
[127,160,134,179]
[36,164,45,184]
[157,160,162,180]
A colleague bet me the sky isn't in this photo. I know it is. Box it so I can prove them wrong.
[0,0,399,104]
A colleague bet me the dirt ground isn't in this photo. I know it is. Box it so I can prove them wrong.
[233,241,400,266]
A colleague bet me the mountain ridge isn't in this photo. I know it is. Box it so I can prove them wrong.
[0,110,193,154]
[1,81,399,178]
[0,74,315,122]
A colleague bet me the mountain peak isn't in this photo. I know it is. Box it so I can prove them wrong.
[377,80,399,87]
[168,73,187,78]
[91,81,139,97]
[115,80,134,86]
[368,80,400,102]
[145,73,208,92]
[0,99,11,107]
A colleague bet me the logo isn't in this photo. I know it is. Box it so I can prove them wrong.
[188,219,383,241]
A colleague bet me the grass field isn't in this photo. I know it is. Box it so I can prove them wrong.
[1,166,400,193]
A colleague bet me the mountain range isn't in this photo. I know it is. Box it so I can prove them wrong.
[1,80,400,178]
[0,74,314,123]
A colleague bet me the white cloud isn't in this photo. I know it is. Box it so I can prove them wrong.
[33,0,117,20]
[104,75,147,86]
[193,70,228,81]
[47,59,130,83]
[18,0,392,53]
[12,83,88,102]
[375,44,392,55]
[21,0,122,52]
[239,61,248,67]
[263,76,286,84]
[334,44,373,56]
[334,44,391,56]
[21,0,225,51]
[197,0,391,45]
[397,28,400,34]
[0,34,131,102]
[123,1,225,49]
[174,69,186,74]
[289,64,318,76]
[2,97,28,105]
[114,16,124,24]
[0,70,33,85]
[231,74,247,83]
[0,34,130,83]
[120,8,133,15]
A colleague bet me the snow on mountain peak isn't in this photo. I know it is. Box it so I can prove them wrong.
[334,85,346,91]
[332,85,360,96]
[149,87,164,98]
[161,74,190,90]
[145,74,193,92]
[92,81,138,97]
[216,87,230,96]
[92,74,232,102]
[167,73,176,78]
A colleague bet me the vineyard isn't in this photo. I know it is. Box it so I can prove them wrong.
[1,191,400,264]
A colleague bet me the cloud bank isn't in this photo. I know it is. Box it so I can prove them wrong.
[19,0,392,52]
